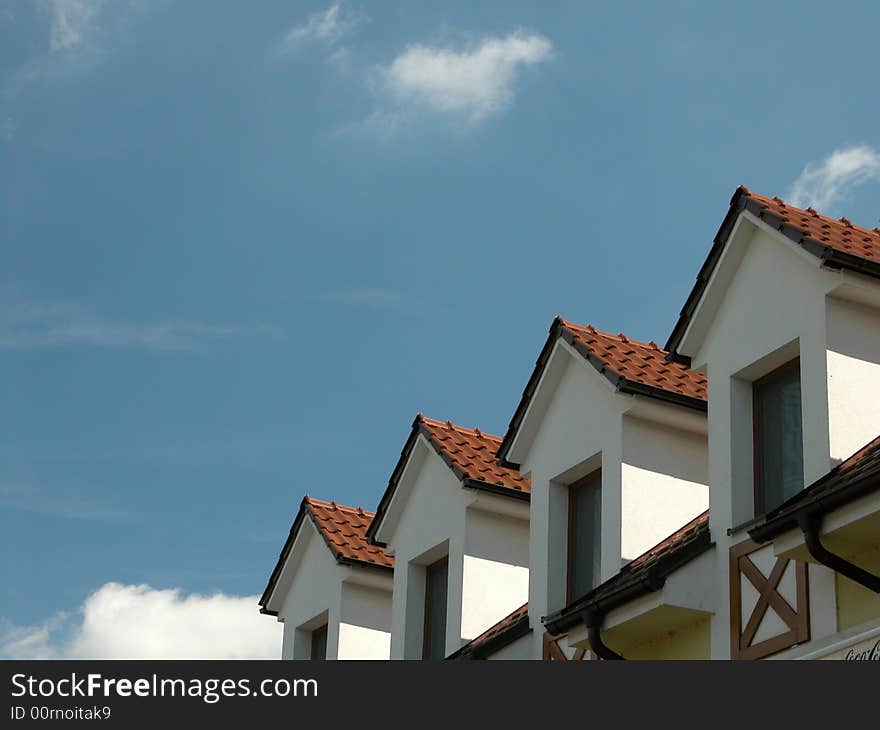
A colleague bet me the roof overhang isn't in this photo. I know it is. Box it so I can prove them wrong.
[543,522,713,637]
[500,321,705,468]
[667,187,880,361]
[367,417,530,548]
[260,500,391,616]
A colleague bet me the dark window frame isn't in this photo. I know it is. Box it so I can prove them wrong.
[567,469,602,603]
[422,555,449,660]
[752,357,803,517]
[309,623,328,661]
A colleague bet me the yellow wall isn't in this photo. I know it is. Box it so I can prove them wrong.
[624,618,711,660]
[836,545,880,631]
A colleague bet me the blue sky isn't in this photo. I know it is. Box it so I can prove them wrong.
[1,1,879,657]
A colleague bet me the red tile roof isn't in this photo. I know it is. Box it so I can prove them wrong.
[260,496,393,615]
[558,318,707,401]
[498,316,707,464]
[366,414,531,546]
[418,415,531,496]
[667,185,880,355]
[447,603,530,660]
[304,497,394,569]
[740,187,880,264]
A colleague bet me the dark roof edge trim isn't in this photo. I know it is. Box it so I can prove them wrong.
[259,497,310,613]
[666,187,880,356]
[446,613,532,660]
[616,379,708,412]
[542,528,712,635]
[461,477,531,502]
[749,467,880,542]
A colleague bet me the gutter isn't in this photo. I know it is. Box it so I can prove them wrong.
[461,477,530,502]
[798,514,880,594]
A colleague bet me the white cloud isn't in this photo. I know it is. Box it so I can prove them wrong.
[0,301,282,351]
[788,145,880,211]
[378,30,553,123]
[1,583,281,659]
[281,2,362,51]
[45,0,107,53]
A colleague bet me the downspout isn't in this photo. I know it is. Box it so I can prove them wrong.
[798,514,880,593]
[580,609,624,660]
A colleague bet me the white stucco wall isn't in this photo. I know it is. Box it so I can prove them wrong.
[381,437,530,659]
[683,216,858,658]
[485,632,533,660]
[462,509,529,640]
[337,582,393,660]
[621,415,709,560]
[825,295,880,464]
[512,340,709,659]
[276,522,344,660]
[273,520,393,660]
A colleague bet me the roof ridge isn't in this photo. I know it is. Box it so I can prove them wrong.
[558,317,668,353]
[417,414,503,442]
[743,188,880,241]
[304,496,376,518]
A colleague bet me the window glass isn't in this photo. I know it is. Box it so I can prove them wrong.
[568,471,602,601]
[423,557,448,660]
[754,360,803,514]
[310,624,328,661]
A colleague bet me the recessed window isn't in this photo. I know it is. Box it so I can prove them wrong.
[422,556,448,660]
[753,358,803,515]
[310,624,328,661]
[568,470,602,602]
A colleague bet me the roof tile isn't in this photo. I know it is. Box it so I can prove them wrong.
[417,415,531,495]
[741,187,880,263]
[305,497,394,569]
[558,318,707,401]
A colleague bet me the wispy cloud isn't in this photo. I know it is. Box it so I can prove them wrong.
[45,0,107,53]
[788,145,880,211]
[1,583,281,658]
[0,301,282,351]
[376,30,553,125]
[0,480,132,522]
[280,1,363,56]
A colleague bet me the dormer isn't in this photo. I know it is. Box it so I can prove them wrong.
[260,497,394,660]
[666,186,880,658]
[366,414,531,659]
[497,316,710,657]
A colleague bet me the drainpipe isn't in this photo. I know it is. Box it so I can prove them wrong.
[580,609,624,660]
[798,514,880,593]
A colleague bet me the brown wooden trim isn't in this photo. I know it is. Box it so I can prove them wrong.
[422,555,449,660]
[542,631,590,661]
[752,357,801,517]
[567,468,602,604]
[729,537,809,660]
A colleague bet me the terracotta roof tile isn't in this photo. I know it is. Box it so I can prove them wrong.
[305,497,394,569]
[740,187,880,263]
[417,415,531,496]
[558,318,707,401]
[667,185,880,355]
[446,603,530,660]
[260,496,393,614]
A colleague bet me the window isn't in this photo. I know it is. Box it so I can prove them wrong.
[422,556,448,660]
[568,470,602,602]
[753,358,803,515]
[310,624,328,661]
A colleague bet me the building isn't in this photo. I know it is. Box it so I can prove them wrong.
[260,186,880,660]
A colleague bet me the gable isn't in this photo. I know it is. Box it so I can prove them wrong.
[268,518,340,619]
[505,338,624,470]
[372,437,467,552]
[668,186,880,361]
